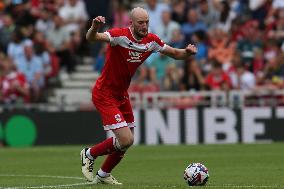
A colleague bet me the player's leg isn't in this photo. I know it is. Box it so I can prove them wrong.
[95,98,135,185]
[81,89,127,182]
[87,109,131,156]
[99,126,135,175]
[99,126,134,174]
[81,110,127,182]
[94,126,133,185]
[99,97,135,174]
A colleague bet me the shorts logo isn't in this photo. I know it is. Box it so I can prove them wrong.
[115,114,122,122]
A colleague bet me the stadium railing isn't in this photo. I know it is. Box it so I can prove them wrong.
[1,89,284,112]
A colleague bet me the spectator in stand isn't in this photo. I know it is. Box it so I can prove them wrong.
[252,48,265,85]
[266,0,284,28]
[69,30,83,62]
[155,9,181,44]
[0,14,15,52]
[180,58,205,91]
[14,44,44,102]
[8,1,37,27]
[229,63,256,90]
[266,9,284,47]
[208,28,235,68]
[205,61,231,91]
[0,57,30,104]
[171,0,187,24]
[58,0,88,33]
[215,0,237,33]
[264,40,280,63]
[181,9,207,43]
[161,64,182,91]
[7,28,26,60]
[129,66,159,93]
[197,0,220,30]
[112,2,130,28]
[237,20,263,71]
[169,28,184,49]
[147,53,174,81]
[248,0,267,26]
[227,50,242,74]
[191,30,208,64]
[35,9,54,36]
[33,29,60,81]
[34,42,51,80]
[262,54,284,89]
[46,14,75,73]
[230,18,245,42]
[144,0,170,33]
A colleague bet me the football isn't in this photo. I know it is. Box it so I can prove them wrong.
[183,163,209,186]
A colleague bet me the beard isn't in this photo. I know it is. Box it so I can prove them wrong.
[134,28,148,39]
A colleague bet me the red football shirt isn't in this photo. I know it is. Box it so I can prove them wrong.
[1,71,30,103]
[205,71,231,90]
[95,27,166,95]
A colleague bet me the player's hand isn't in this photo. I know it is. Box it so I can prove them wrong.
[91,16,106,29]
[185,44,198,55]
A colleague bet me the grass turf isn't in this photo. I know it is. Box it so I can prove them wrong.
[0,143,283,189]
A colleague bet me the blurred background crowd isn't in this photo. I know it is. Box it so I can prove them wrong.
[0,0,284,106]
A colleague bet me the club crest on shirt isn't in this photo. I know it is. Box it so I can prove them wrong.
[127,51,142,63]
[115,114,122,122]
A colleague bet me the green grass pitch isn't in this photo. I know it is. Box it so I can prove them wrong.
[0,143,283,189]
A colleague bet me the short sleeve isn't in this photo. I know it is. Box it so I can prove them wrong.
[151,34,166,53]
[104,28,124,46]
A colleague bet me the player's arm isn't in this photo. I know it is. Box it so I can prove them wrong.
[86,16,110,43]
[160,44,198,60]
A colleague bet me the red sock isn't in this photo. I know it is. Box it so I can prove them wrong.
[90,137,116,158]
[101,151,126,173]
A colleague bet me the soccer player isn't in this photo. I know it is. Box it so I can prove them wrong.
[81,7,197,185]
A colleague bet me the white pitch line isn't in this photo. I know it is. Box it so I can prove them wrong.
[0,174,282,189]
[0,174,84,180]
[0,174,91,189]
[0,182,93,189]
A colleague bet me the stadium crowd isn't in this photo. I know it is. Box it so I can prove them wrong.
[0,0,88,104]
[0,0,284,105]
[128,0,284,94]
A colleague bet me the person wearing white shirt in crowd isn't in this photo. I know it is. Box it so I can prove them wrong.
[155,9,181,44]
[59,0,88,33]
[35,9,54,36]
[144,0,169,33]
[230,64,256,90]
